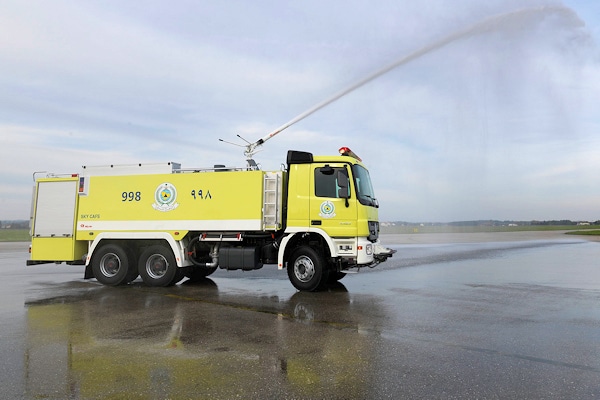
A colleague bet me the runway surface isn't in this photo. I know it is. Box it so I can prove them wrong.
[1,232,599,399]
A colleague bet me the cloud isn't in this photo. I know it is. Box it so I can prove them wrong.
[1,0,600,222]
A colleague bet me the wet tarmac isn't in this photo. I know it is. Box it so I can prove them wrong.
[1,232,599,399]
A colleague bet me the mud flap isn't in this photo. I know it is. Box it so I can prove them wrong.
[84,264,94,279]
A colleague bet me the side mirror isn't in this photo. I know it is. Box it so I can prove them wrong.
[336,170,349,199]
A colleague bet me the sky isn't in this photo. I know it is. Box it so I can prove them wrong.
[1,0,599,223]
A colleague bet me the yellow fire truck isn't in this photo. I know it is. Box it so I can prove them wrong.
[28,147,394,291]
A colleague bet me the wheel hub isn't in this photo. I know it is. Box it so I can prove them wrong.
[294,256,315,282]
[100,253,120,277]
[146,254,169,279]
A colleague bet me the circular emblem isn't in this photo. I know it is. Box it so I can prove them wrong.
[319,201,336,218]
[152,182,179,212]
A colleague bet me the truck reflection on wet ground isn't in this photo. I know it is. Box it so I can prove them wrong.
[24,279,381,399]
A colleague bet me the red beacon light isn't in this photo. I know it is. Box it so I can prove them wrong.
[338,147,362,162]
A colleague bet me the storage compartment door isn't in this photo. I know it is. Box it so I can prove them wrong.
[33,180,78,237]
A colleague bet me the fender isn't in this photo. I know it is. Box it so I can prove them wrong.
[277,227,337,270]
[86,232,188,267]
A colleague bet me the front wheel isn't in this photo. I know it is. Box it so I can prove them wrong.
[138,244,182,287]
[287,246,329,292]
[328,270,346,283]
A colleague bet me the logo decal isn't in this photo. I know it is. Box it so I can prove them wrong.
[319,200,336,218]
[152,182,179,212]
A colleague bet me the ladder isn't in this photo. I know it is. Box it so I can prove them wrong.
[263,171,282,230]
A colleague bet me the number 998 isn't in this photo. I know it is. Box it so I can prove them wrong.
[122,191,141,201]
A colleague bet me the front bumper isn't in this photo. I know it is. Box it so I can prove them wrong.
[332,237,396,266]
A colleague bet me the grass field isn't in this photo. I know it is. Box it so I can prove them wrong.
[565,229,600,236]
[0,229,30,242]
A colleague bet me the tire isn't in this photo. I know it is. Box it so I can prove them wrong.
[327,271,346,283]
[125,266,139,283]
[125,248,139,283]
[138,244,182,287]
[91,244,133,286]
[287,246,329,292]
[184,266,218,282]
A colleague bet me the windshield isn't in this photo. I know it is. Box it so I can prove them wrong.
[352,164,378,208]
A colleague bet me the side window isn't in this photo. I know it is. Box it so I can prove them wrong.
[314,167,348,198]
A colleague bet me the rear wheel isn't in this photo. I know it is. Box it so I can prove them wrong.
[138,244,182,287]
[91,244,133,286]
[125,249,139,283]
[287,246,329,292]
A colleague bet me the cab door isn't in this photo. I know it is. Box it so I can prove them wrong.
[309,163,358,238]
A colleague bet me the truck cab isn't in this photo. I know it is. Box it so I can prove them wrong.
[280,149,393,290]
